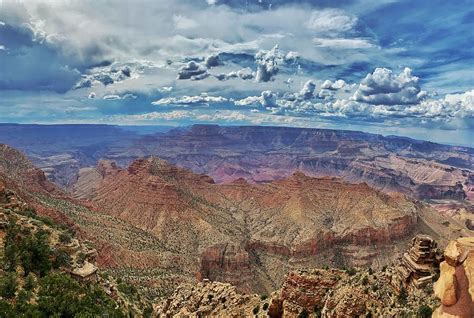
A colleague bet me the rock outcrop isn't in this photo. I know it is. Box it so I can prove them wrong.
[160,236,450,317]
[393,234,442,290]
[433,237,474,318]
[197,243,255,293]
[416,182,467,201]
[161,264,441,317]
[0,144,62,196]
[155,280,262,317]
[273,269,344,316]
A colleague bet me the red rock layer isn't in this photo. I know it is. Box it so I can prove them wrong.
[197,243,255,292]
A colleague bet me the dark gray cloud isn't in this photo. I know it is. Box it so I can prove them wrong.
[177,61,208,80]
[204,54,220,68]
[0,22,81,93]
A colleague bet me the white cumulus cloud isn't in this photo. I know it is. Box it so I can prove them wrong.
[235,90,277,108]
[353,67,427,105]
[255,45,283,82]
[152,93,228,106]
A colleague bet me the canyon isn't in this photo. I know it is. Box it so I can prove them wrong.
[0,145,470,293]
[1,124,472,204]
[156,235,474,317]
[0,124,473,313]
[35,147,473,294]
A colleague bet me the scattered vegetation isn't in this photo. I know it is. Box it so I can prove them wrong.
[0,210,126,317]
[3,217,52,276]
[58,231,72,244]
[118,281,138,298]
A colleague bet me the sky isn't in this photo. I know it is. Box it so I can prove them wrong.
[0,0,473,146]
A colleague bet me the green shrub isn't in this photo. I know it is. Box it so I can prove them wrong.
[260,294,268,300]
[298,308,309,318]
[18,230,52,276]
[0,300,13,317]
[362,276,369,285]
[52,249,71,269]
[262,303,269,311]
[24,273,37,291]
[118,282,138,297]
[37,272,125,317]
[77,252,87,264]
[252,305,259,315]
[314,305,322,318]
[417,305,432,318]
[4,219,53,277]
[398,286,408,305]
[15,289,32,309]
[0,273,17,299]
[59,232,72,244]
[346,267,357,276]
[4,217,19,272]
[143,305,153,318]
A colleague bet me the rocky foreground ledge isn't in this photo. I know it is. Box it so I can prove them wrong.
[155,235,474,317]
[434,237,474,318]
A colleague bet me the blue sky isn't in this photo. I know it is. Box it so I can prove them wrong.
[0,0,473,146]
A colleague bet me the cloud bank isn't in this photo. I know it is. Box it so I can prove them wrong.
[0,0,472,145]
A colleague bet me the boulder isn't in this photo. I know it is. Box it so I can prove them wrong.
[434,262,458,306]
[433,237,474,318]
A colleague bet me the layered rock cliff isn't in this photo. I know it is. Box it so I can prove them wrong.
[158,258,441,317]
[197,243,256,293]
[75,156,470,294]
[1,144,471,298]
[2,124,471,202]
[108,125,473,202]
